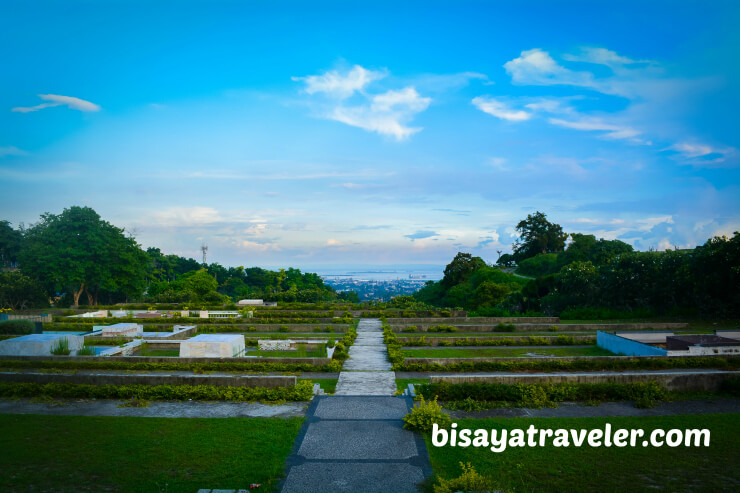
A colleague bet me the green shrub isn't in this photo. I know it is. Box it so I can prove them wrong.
[433,463,497,493]
[493,322,516,332]
[428,325,457,333]
[439,310,451,318]
[403,326,418,333]
[76,345,95,356]
[402,396,451,433]
[0,380,315,402]
[50,338,71,355]
[0,320,35,335]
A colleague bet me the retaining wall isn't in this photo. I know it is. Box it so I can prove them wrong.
[0,355,333,365]
[392,322,689,332]
[396,335,596,346]
[0,371,296,388]
[431,370,738,392]
[387,317,559,324]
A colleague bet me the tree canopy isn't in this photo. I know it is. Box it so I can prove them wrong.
[512,211,568,262]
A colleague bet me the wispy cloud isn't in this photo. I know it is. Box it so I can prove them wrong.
[294,65,432,140]
[0,146,28,157]
[548,117,640,140]
[472,97,531,121]
[12,94,100,113]
[292,65,385,99]
[404,230,438,241]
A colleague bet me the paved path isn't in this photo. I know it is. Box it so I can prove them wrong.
[335,319,396,395]
[279,396,431,493]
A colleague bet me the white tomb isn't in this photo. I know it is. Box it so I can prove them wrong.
[180,334,246,358]
[94,323,143,337]
[0,334,84,356]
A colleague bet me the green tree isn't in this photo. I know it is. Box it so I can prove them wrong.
[0,221,23,268]
[441,252,486,288]
[185,269,219,299]
[0,271,48,309]
[19,206,147,307]
[512,211,567,262]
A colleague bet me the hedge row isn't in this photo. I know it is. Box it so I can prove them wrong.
[399,335,596,347]
[0,380,314,402]
[0,320,35,335]
[396,356,740,372]
[51,316,346,325]
[0,359,342,373]
[417,381,671,406]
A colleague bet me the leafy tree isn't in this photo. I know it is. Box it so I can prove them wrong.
[0,221,22,268]
[338,290,360,303]
[512,211,567,262]
[19,206,147,307]
[441,252,486,288]
[0,271,48,309]
[496,253,515,267]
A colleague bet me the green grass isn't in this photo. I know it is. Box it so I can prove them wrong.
[396,378,429,391]
[425,414,740,492]
[138,348,180,357]
[0,414,303,492]
[402,346,614,358]
[299,378,338,394]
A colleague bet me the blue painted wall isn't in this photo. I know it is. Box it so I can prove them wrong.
[597,331,667,357]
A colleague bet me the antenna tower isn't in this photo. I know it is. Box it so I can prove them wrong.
[201,244,208,264]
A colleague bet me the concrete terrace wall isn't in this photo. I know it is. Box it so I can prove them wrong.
[431,370,737,392]
[0,372,296,388]
[386,317,559,324]
[396,336,596,346]
[391,322,689,332]
[597,331,667,356]
[0,355,333,365]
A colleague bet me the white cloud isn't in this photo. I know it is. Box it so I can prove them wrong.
[294,66,432,140]
[562,47,651,69]
[504,49,593,89]
[151,207,223,227]
[326,238,342,246]
[668,142,737,167]
[0,146,28,157]
[548,117,640,140]
[472,97,531,121]
[292,65,385,99]
[12,94,100,113]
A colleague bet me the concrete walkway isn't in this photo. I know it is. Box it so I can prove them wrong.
[279,396,431,493]
[335,319,396,395]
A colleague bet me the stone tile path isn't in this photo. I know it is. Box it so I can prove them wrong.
[335,319,396,395]
[279,320,431,492]
[279,396,431,493]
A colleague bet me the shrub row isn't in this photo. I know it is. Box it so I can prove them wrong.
[50,316,342,325]
[0,359,342,373]
[399,335,595,347]
[0,380,315,402]
[383,324,405,366]
[332,325,359,361]
[395,356,740,372]
[0,320,35,335]
[416,381,671,408]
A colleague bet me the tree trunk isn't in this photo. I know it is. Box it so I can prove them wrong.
[73,283,85,308]
[85,287,94,307]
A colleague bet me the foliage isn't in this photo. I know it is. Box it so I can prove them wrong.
[50,338,71,355]
[441,253,487,289]
[0,358,342,373]
[515,253,560,277]
[416,381,671,408]
[0,379,315,402]
[512,211,568,262]
[0,220,22,268]
[428,325,458,333]
[20,206,148,307]
[0,319,35,335]
[399,335,594,347]
[493,322,516,332]
[402,396,452,432]
[76,345,96,356]
[395,355,739,372]
[433,462,498,493]
[0,271,48,309]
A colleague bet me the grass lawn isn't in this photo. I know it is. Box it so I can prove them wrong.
[0,414,303,492]
[299,378,338,394]
[402,346,614,358]
[425,414,740,492]
[396,378,429,391]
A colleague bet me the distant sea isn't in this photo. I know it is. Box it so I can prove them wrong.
[315,266,444,281]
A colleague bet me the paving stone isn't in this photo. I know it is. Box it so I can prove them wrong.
[297,420,418,459]
[342,346,392,371]
[334,371,396,395]
[314,396,409,420]
[281,463,425,493]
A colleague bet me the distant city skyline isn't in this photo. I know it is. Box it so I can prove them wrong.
[2,1,738,269]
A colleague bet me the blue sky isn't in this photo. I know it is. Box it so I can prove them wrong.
[2,0,739,269]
